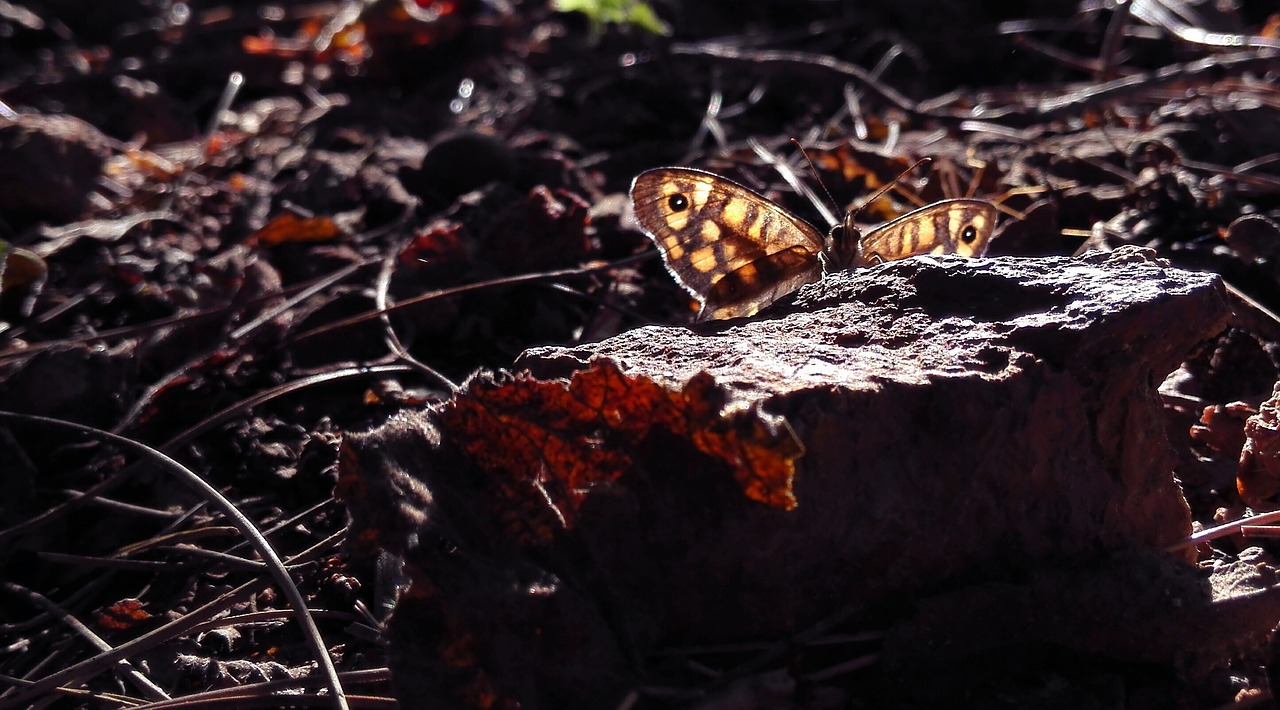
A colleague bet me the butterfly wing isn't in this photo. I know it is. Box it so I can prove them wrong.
[630,168,826,320]
[856,199,997,267]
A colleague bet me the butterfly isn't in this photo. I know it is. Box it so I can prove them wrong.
[630,167,997,320]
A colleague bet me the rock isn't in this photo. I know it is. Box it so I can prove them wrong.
[880,547,1280,704]
[401,130,518,207]
[341,246,1242,708]
[0,113,111,229]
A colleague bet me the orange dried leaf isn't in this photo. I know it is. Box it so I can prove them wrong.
[249,213,343,246]
[1190,402,1255,455]
[1239,385,1280,504]
[401,223,470,266]
[812,145,881,185]
[1262,14,1280,39]
[97,598,151,631]
[437,359,802,545]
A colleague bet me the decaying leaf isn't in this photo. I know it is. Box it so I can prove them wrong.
[1189,401,1255,457]
[248,213,343,247]
[436,358,803,544]
[1238,382,1280,504]
[0,240,47,292]
[96,598,151,632]
[0,240,47,319]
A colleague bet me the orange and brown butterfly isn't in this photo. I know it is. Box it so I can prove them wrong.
[629,166,997,320]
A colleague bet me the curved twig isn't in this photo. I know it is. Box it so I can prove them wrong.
[0,413,349,710]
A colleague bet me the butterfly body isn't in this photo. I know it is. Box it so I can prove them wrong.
[630,167,996,320]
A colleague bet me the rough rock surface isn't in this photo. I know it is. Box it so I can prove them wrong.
[518,245,1225,619]
[343,247,1250,707]
[0,113,111,229]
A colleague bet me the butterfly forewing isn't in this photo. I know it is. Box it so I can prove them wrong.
[855,199,997,267]
[630,168,827,319]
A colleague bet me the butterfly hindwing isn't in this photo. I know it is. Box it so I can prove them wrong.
[856,199,997,266]
[630,168,826,319]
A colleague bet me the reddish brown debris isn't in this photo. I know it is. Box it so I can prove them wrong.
[96,598,152,632]
[1190,401,1256,459]
[1239,383,1280,505]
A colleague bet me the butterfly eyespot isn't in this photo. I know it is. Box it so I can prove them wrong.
[667,194,689,212]
[961,225,978,244]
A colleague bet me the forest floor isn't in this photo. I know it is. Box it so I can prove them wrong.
[2,1,1280,708]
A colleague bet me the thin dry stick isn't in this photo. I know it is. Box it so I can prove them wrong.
[117,526,240,555]
[159,72,242,213]
[114,258,374,434]
[1006,33,1105,75]
[0,583,168,703]
[0,413,349,710]
[1167,509,1280,551]
[221,498,336,558]
[292,252,655,345]
[228,258,366,341]
[748,137,839,228]
[1034,49,1280,117]
[129,669,394,710]
[0,678,143,709]
[183,609,358,637]
[57,490,180,519]
[1131,0,1280,51]
[671,43,938,119]
[132,693,397,709]
[372,234,460,392]
[1096,0,1133,81]
[0,365,411,547]
[1240,525,1280,538]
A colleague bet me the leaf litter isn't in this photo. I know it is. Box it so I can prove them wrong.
[1,1,1280,707]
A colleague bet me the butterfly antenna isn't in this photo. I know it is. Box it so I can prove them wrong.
[791,138,843,217]
[848,157,933,222]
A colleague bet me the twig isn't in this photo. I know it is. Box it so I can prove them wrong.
[1167,508,1280,551]
[159,72,243,213]
[1033,49,1280,117]
[1131,0,1280,51]
[0,583,169,703]
[0,365,412,548]
[373,235,460,392]
[670,43,942,119]
[0,413,349,710]
[1097,0,1133,81]
[292,252,656,345]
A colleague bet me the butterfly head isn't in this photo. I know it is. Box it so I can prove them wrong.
[820,212,864,272]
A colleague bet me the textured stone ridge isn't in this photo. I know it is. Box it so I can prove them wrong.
[372,247,1239,707]
[514,247,1231,638]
